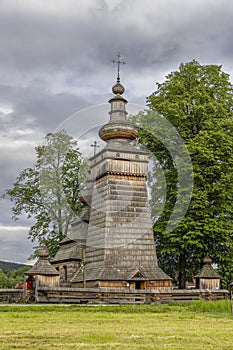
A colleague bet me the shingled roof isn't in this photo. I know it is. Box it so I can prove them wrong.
[52,241,83,263]
[71,264,171,283]
[195,256,220,279]
[26,243,59,276]
[52,221,87,263]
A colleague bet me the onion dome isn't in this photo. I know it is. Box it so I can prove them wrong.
[37,243,49,259]
[112,82,125,95]
[203,256,213,264]
[99,122,138,141]
[99,81,138,142]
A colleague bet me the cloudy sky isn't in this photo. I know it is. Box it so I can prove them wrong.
[1,0,233,263]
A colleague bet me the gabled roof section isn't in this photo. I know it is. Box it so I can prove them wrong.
[130,268,146,280]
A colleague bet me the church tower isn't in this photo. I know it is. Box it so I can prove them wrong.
[71,55,171,289]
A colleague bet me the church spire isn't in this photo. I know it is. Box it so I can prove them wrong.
[98,54,138,143]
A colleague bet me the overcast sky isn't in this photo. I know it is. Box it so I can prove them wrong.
[1,0,233,263]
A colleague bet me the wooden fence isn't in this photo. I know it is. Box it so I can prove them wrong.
[36,287,229,304]
[0,287,229,304]
[0,289,22,303]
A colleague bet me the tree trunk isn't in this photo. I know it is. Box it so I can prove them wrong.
[178,254,186,289]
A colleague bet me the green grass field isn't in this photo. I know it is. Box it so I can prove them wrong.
[0,301,233,349]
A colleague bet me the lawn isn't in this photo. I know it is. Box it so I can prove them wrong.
[0,301,233,349]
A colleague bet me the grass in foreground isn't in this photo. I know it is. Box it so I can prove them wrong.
[0,301,233,349]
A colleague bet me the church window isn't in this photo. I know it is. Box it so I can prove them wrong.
[63,265,68,282]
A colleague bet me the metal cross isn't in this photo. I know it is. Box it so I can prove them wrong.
[91,141,100,156]
[112,53,125,83]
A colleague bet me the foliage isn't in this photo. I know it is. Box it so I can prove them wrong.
[0,266,30,288]
[0,269,10,288]
[217,262,233,289]
[133,60,233,287]
[0,300,231,314]
[6,131,88,257]
[7,266,30,288]
[186,299,232,314]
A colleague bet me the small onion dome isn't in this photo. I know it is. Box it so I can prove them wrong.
[109,93,127,104]
[203,256,212,264]
[112,82,125,95]
[99,122,138,141]
[38,243,49,259]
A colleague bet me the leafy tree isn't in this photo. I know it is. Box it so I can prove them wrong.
[7,266,31,288]
[133,60,233,288]
[0,269,10,288]
[6,131,88,257]
[0,266,31,288]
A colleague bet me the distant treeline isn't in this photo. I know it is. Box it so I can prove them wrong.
[0,261,30,274]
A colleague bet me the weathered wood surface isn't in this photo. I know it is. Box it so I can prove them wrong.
[73,173,171,284]
[0,289,22,302]
[37,287,229,304]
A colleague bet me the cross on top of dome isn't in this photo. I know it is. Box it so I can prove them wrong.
[112,53,125,83]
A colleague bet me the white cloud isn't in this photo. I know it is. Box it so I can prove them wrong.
[0,105,14,115]
[0,225,29,232]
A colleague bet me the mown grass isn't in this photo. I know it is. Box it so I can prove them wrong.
[0,301,233,349]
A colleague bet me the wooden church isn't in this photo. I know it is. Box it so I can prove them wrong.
[52,56,172,290]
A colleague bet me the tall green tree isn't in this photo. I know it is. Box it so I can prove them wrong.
[6,131,88,257]
[134,60,233,288]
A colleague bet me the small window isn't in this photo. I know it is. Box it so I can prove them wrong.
[63,265,68,282]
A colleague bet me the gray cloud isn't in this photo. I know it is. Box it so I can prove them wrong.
[1,0,233,262]
[0,226,34,263]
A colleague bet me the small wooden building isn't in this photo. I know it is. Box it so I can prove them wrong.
[25,243,60,301]
[195,256,220,289]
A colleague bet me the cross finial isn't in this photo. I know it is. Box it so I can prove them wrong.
[112,53,125,83]
[91,141,100,156]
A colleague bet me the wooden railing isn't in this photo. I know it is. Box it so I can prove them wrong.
[37,287,229,304]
